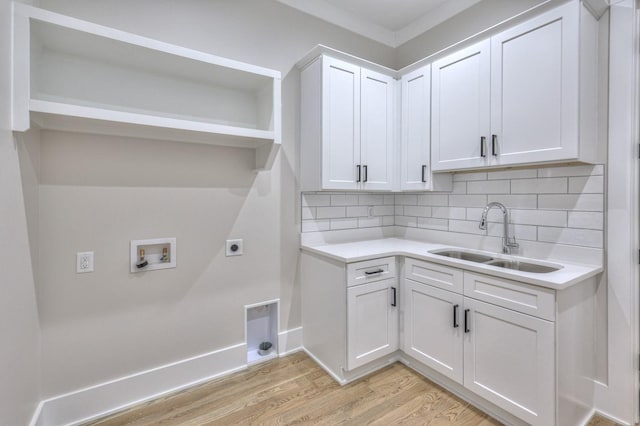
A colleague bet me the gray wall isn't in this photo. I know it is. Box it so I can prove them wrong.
[34,0,395,397]
[0,0,42,423]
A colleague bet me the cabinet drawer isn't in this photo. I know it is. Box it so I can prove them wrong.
[463,272,555,321]
[347,257,396,287]
[404,258,463,293]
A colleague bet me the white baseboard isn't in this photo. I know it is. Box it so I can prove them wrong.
[31,327,305,426]
[278,326,302,356]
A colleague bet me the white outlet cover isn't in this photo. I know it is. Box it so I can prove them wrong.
[76,251,94,273]
[226,239,243,256]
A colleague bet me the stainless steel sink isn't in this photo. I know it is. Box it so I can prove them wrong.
[484,259,560,273]
[429,249,562,274]
[430,250,494,263]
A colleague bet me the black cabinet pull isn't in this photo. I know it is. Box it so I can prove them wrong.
[356,165,361,182]
[480,136,486,158]
[363,165,368,183]
[453,304,459,328]
[492,134,498,156]
[421,164,427,183]
[391,287,397,307]
[464,309,470,333]
[364,269,384,276]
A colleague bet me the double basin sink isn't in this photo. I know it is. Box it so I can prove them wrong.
[430,249,562,274]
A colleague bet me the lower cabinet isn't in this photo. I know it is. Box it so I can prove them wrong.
[404,260,576,426]
[403,279,463,383]
[302,251,596,426]
[347,278,399,370]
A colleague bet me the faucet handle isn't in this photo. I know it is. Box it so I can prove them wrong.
[506,237,519,248]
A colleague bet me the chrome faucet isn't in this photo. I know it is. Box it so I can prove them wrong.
[478,202,519,254]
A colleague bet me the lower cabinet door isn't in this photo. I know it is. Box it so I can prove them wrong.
[347,278,399,370]
[463,298,555,426]
[403,279,464,384]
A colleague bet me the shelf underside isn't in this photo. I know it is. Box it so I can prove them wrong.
[29,101,275,149]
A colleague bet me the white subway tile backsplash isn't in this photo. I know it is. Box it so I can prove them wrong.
[568,176,604,194]
[467,180,510,194]
[330,218,359,230]
[511,178,567,194]
[452,182,467,194]
[487,194,537,209]
[302,194,331,207]
[449,194,488,207]
[417,194,448,206]
[432,207,466,220]
[538,227,603,248]
[302,219,330,232]
[395,215,417,227]
[537,164,604,178]
[488,223,537,242]
[453,172,487,181]
[395,194,418,205]
[300,163,604,250]
[509,209,567,227]
[568,212,604,230]
[347,206,369,217]
[382,216,395,226]
[316,206,346,219]
[359,217,383,228]
[404,205,432,217]
[373,205,395,216]
[359,194,384,205]
[449,220,487,235]
[487,169,537,180]
[538,194,603,211]
[330,194,359,206]
[302,207,316,220]
[418,217,449,230]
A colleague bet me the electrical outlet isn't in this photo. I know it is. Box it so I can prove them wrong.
[226,239,243,257]
[76,251,94,273]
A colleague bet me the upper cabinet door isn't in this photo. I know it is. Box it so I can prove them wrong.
[400,65,431,190]
[431,40,491,172]
[361,68,395,191]
[491,3,579,166]
[322,56,361,190]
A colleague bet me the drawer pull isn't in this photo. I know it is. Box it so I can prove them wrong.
[453,304,459,328]
[391,287,397,307]
[464,309,470,333]
[364,269,384,276]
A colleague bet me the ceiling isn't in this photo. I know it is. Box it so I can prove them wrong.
[276,0,483,47]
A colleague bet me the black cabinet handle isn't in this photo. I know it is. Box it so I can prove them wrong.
[464,309,470,333]
[421,164,427,183]
[453,304,459,328]
[363,165,368,183]
[364,269,384,276]
[492,134,498,156]
[480,136,486,158]
[391,287,397,307]
[356,165,361,182]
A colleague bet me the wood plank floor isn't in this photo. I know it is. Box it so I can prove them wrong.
[86,352,617,425]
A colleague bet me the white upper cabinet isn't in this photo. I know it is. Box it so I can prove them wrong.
[401,65,452,191]
[431,1,598,172]
[322,57,362,190]
[431,41,491,172]
[12,4,282,170]
[301,55,395,191]
[361,69,395,191]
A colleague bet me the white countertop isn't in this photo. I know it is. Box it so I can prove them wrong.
[300,238,603,290]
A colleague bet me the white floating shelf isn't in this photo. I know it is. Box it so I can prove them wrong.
[12,3,281,170]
